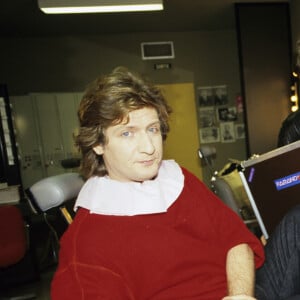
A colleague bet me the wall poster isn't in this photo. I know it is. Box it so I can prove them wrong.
[196,84,244,144]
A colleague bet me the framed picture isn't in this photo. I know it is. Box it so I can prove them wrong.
[213,85,228,106]
[220,122,235,143]
[199,127,220,144]
[197,86,214,107]
[198,107,216,128]
[217,106,237,122]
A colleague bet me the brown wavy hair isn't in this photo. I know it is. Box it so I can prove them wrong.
[75,67,172,179]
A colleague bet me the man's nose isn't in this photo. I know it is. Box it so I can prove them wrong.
[138,132,155,154]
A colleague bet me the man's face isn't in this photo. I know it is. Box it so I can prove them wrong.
[93,107,163,182]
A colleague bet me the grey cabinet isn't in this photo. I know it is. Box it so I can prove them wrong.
[10,95,45,189]
[33,93,65,177]
[11,93,81,188]
[56,93,82,158]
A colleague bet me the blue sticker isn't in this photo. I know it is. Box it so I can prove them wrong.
[274,171,300,191]
[248,167,255,182]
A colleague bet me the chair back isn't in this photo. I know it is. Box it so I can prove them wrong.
[211,177,242,217]
[26,172,84,224]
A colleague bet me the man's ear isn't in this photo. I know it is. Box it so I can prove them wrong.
[93,145,104,155]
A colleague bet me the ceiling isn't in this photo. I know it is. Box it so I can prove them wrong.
[0,0,289,37]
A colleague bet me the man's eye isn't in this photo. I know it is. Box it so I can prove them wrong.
[149,127,160,133]
[121,131,132,137]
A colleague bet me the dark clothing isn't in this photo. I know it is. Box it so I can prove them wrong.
[256,205,300,300]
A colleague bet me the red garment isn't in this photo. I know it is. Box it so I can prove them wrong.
[0,205,27,267]
[51,168,264,299]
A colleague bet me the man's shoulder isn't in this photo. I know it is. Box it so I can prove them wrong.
[180,166,205,186]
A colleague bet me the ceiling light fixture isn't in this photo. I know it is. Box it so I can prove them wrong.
[38,0,163,14]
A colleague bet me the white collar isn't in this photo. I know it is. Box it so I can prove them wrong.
[74,160,184,216]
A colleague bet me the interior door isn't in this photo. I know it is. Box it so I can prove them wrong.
[158,83,202,180]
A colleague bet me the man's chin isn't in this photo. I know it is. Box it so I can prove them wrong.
[132,160,161,182]
[134,169,160,182]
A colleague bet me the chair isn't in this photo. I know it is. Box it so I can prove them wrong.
[211,163,259,234]
[198,145,217,177]
[0,205,36,299]
[211,176,242,216]
[198,147,259,232]
[26,172,84,224]
[25,172,84,268]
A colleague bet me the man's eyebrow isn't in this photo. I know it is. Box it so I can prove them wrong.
[110,124,136,134]
[147,121,160,127]
[116,124,135,129]
[112,119,160,130]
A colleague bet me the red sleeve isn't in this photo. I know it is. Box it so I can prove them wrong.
[181,167,265,269]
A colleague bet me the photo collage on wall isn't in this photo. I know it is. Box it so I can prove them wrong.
[196,85,245,144]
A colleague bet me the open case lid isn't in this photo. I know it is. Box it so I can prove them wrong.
[238,140,300,239]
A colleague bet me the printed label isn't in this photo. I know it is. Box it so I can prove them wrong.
[274,171,300,191]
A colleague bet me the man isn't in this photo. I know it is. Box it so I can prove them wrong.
[51,67,266,299]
